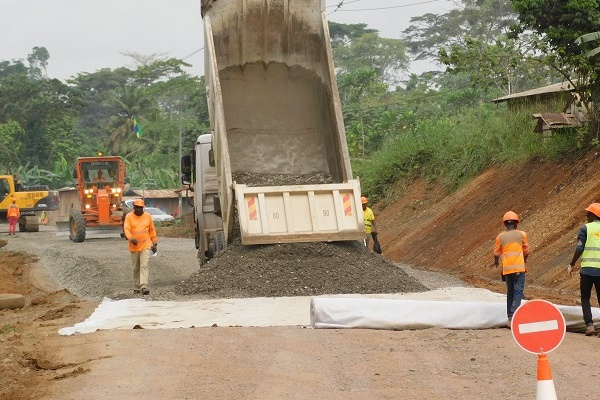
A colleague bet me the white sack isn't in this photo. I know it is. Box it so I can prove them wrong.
[310,297,600,332]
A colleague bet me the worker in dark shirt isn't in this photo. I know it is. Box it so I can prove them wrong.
[567,203,600,336]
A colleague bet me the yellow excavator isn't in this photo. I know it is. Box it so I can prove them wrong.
[0,174,60,232]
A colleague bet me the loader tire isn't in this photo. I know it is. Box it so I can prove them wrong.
[69,209,86,243]
[0,294,26,310]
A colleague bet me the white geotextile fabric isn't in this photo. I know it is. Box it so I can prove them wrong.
[310,297,600,331]
[58,287,599,335]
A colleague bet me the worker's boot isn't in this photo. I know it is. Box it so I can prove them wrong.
[142,288,150,295]
[585,323,596,336]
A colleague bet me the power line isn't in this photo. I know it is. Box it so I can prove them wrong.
[331,0,446,13]
[182,47,204,61]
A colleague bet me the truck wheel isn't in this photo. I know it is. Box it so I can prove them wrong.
[214,231,225,253]
[207,242,216,260]
[0,294,26,310]
[194,222,200,249]
[69,209,86,242]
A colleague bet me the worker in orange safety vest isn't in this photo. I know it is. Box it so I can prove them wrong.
[123,198,158,295]
[493,211,529,326]
[7,197,20,236]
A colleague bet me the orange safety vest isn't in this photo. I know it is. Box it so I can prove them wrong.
[494,229,529,275]
[123,212,157,252]
[7,203,20,218]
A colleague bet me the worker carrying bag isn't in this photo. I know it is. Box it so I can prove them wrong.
[371,232,382,254]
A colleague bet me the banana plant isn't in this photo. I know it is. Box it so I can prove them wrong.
[575,32,600,58]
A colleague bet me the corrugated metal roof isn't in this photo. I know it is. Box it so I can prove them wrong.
[131,189,193,199]
[533,112,583,133]
[492,82,575,103]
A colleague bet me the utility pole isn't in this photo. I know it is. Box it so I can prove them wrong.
[178,102,183,220]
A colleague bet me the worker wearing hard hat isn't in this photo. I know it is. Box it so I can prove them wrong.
[493,211,529,326]
[7,197,20,236]
[567,203,600,336]
[361,196,378,251]
[123,198,158,295]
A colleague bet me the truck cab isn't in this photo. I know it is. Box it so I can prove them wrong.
[187,134,225,260]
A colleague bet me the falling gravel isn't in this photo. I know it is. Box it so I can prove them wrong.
[232,172,334,186]
[177,172,428,298]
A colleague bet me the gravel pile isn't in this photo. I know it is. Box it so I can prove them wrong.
[176,240,427,298]
[232,172,334,186]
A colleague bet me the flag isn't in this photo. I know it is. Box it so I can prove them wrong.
[133,116,143,139]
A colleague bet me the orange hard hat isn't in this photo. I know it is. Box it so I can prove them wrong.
[503,211,519,223]
[11,198,16,203]
[361,196,368,205]
[585,203,600,218]
[133,199,145,207]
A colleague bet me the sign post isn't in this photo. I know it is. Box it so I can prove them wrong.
[512,299,566,400]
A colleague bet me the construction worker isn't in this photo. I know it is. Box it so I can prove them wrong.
[362,196,378,250]
[7,197,20,236]
[493,211,529,326]
[93,170,107,183]
[123,198,158,295]
[567,203,600,336]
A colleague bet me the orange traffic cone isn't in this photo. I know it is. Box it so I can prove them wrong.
[536,353,557,400]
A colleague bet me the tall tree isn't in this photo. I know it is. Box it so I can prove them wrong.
[27,46,50,79]
[403,0,516,63]
[512,0,600,141]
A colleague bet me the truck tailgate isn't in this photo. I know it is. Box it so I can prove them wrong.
[235,180,364,244]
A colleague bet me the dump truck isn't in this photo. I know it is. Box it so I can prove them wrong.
[56,156,127,242]
[181,0,364,263]
[0,174,60,232]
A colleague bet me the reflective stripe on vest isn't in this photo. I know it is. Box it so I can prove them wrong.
[7,204,19,217]
[499,230,527,274]
[581,222,600,269]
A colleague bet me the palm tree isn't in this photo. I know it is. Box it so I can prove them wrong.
[106,84,152,154]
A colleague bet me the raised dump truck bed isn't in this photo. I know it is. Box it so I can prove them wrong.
[186,0,364,262]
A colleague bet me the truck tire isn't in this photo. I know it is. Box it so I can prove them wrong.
[194,222,200,249]
[69,209,86,243]
[214,231,225,253]
[207,242,216,260]
[19,216,40,232]
[0,294,26,310]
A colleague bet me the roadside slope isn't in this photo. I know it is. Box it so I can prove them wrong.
[376,151,600,304]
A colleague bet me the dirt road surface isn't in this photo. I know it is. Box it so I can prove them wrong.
[1,223,599,400]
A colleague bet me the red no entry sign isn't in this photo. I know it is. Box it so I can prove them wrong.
[511,299,566,354]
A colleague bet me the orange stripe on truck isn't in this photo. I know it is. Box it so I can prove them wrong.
[247,197,257,221]
[343,193,352,216]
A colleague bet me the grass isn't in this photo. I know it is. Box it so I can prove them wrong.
[353,104,579,204]
[0,324,19,336]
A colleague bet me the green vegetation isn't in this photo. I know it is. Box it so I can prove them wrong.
[353,105,579,203]
[0,324,19,336]
[0,0,597,200]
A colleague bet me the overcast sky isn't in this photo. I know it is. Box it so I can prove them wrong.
[0,0,454,81]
